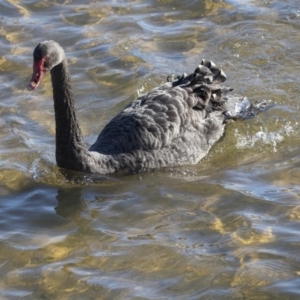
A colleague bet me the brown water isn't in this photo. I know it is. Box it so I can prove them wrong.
[1,0,300,299]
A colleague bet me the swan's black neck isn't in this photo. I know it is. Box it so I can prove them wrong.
[50,58,91,172]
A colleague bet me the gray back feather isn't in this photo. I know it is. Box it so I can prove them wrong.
[88,60,249,172]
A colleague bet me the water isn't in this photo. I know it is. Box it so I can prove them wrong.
[1,0,300,299]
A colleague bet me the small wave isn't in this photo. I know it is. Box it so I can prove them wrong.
[235,122,295,152]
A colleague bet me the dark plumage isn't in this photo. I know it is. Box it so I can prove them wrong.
[27,40,265,174]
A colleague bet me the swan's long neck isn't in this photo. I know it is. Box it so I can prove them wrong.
[50,57,90,171]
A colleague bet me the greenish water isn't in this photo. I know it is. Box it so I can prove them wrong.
[1,0,300,299]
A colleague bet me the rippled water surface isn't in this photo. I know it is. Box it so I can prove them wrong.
[1,0,300,299]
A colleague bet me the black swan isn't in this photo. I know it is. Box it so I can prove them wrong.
[27,40,265,174]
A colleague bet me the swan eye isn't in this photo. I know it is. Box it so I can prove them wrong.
[42,58,49,70]
[43,62,49,71]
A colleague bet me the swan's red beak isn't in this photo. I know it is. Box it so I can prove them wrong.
[27,58,46,91]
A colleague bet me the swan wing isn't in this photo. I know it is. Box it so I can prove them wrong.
[90,60,233,154]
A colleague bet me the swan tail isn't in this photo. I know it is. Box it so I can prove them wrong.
[222,98,273,121]
[168,59,272,120]
[168,59,235,112]
[169,59,228,88]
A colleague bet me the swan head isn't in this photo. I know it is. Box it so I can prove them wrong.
[27,40,64,91]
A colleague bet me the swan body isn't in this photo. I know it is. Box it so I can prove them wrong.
[28,40,262,174]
